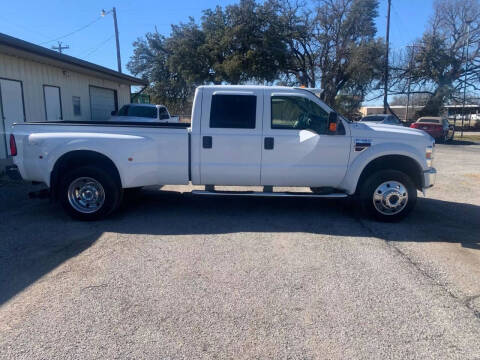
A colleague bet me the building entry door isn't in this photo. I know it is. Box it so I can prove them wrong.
[0,78,25,157]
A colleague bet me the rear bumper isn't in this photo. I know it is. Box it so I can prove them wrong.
[422,168,436,189]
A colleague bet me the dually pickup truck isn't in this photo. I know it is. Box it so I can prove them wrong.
[9,85,436,221]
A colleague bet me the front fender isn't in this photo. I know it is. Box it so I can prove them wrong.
[340,142,426,195]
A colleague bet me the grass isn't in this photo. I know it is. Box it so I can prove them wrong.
[453,134,480,143]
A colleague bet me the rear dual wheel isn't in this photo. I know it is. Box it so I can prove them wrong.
[59,166,122,220]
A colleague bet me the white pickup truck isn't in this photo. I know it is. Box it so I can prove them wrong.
[9,85,436,221]
[110,103,179,123]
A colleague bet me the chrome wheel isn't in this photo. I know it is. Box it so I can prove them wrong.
[67,177,105,214]
[372,180,408,216]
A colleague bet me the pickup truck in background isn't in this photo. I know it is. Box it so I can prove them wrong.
[9,85,436,222]
[110,103,179,123]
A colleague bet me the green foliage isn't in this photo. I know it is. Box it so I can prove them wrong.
[315,0,385,106]
[127,0,385,114]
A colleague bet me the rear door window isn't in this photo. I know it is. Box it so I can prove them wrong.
[210,95,257,129]
[159,107,170,120]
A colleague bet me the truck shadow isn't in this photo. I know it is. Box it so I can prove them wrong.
[115,189,480,250]
[1,187,479,305]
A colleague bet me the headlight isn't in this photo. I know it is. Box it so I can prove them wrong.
[426,145,434,167]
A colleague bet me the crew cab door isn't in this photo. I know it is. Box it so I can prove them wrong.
[261,90,351,187]
[199,88,263,185]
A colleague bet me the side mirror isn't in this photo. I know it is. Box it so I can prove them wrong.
[111,110,117,116]
[328,112,338,133]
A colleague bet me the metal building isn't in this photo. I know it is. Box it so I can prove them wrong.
[0,33,147,160]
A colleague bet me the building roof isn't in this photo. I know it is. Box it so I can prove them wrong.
[0,32,148,86]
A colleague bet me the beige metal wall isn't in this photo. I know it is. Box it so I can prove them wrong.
[0,52,131,122]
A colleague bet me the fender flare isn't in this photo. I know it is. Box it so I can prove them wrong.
[340,142,425,194]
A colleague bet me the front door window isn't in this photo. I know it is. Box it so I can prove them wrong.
[271,96,329,134]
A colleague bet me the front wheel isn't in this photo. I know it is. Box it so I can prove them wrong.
[359,170,417,222]
[59,166,122,221]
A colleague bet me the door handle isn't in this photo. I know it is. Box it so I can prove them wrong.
[203,136,212,149]
[264,137,274,150]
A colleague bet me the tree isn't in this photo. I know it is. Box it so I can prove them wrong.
[390,93,430,106]
[201,0,290,84]
[314,0,385,106]
[128,0,292,112]
[394,0,480,116]
[127,0,385,114]
[127,32,196,113]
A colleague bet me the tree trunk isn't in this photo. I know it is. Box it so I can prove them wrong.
[416,83,452,117]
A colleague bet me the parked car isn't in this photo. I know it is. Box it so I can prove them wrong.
[410,117,454,142]
[359,114,403,126]
[9,85,436,222]
[110,104,179,123]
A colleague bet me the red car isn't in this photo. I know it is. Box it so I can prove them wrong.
[410,117,454,142]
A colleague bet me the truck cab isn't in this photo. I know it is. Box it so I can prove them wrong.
[190,86,351,188]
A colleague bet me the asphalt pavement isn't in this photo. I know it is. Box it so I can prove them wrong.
[0,142,479,359]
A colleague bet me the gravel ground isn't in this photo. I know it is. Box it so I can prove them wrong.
[0,143,479,359]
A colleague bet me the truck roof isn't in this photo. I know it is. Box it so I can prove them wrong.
[198,85,313,90]
[197,85,323,96]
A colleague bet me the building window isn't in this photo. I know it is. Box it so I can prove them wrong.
[72,96,81,116]
[210,94,256,129]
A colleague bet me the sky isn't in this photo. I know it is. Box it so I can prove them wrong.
[0,0,435,92]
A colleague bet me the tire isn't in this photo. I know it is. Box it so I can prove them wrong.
[359,169,417,222]
[58,165,122,221]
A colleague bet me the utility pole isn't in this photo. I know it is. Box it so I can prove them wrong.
[101,7,122,73]
[461,20,472,138]
[51,41,69,54]
[405,44,418,122]
[383,0,391,114]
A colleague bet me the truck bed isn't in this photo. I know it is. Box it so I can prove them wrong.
[12,121,191,188]
[15,120,191,128]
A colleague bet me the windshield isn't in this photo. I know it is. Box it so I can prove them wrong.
[117,105,157,118]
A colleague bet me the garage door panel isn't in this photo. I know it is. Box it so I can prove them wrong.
[90,86,116,121]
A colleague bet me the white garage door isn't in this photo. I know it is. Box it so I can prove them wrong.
[89,86,116,120]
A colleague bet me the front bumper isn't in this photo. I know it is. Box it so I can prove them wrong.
[422,168,436,189]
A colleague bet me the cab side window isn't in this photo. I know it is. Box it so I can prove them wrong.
[159,107,170,120]
[210,94,256,129]
[271,96,329,134]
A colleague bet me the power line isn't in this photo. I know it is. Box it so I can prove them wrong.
[38,16,103,45]
[0,15,51,40]
[82,35,115,58]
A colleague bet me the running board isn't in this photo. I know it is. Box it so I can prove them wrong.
[191,190,348,198]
